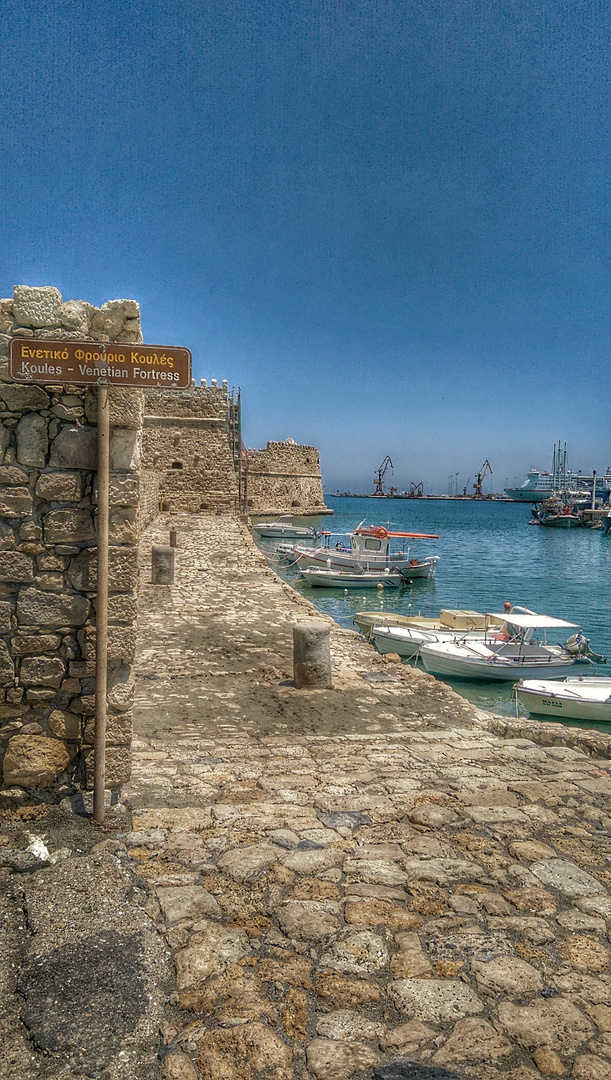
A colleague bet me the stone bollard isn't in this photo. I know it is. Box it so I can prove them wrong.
[169,528,177,547]
[293,621,332,689]
[151,545,175,585]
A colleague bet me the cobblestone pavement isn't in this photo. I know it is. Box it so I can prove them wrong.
[127,516,611,1080]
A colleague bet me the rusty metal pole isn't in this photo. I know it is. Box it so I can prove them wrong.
[93,373,110,823]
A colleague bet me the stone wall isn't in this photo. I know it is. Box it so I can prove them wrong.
[246,438,327,513]
[0,286,143,796]
[142,382,239,513]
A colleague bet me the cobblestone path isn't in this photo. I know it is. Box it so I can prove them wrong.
[127,517,611,1080]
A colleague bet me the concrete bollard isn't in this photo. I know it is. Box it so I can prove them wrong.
[151,545,175,585]
[293,621,332,689]
[169,528,177,547]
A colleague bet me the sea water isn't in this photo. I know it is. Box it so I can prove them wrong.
[257,497,611,725]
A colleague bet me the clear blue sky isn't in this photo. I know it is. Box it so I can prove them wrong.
[1,0,608,493]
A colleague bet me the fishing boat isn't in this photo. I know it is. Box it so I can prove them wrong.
[252,515,319,540]
[353,608,497,636]
[516,676,611,723]
[532,496,582,528]
[419,612,586,681]
[288,522,439,572]
[299,566,403,589]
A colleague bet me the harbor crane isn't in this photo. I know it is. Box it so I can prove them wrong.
[409,482,424,498]
[373,455,394,496]
[473,460,492,499]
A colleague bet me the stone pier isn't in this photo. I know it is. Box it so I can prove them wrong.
[3,515,611,1078]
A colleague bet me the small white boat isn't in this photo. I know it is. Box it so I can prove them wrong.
[299,567,402,589]
[399,556,440,580]
[371,623,488,658]
[292,522,439,572]
[419,612,584,681]
[252,515,318,540]
[516,677,611,723]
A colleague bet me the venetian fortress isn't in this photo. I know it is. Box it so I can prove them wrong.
[0,286,326,794]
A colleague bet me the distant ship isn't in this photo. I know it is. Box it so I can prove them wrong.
[505,467,611,503]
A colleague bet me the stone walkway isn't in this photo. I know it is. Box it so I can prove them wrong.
[126,516,611,1080]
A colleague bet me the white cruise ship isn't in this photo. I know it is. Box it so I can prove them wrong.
[505,467,611,502]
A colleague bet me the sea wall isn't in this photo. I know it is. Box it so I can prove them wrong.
[142,382,239,513]
[246,438,327,513]
[0,285,143,794]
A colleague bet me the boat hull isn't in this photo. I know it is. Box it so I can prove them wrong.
[420,642,576,681]
[300,569,401,589]
[253,526,316,539]
[516,678,611,722]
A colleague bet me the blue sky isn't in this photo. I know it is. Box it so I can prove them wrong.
[1,0,609,493]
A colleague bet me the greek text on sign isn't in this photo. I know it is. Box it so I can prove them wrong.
[9,339,192,389]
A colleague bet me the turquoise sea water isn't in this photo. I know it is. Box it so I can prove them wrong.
[254,497,611,724]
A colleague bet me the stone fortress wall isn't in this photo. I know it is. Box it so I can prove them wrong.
[246,438,326,513]
[0,284,327,799]
[0,286,143,794]
[142,381,239,513]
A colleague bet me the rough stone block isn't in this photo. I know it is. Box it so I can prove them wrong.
[67,546,138,592]
[13,285,62,328]
[43,508,95,543]
[110,428,141,471]
[0,487,33,517]
[16,413,48,467]
[85,386,144,430]
[107,593,138,624]
[47,708,82,740]
[60,299,92,334]
[109,508,138,544]
[83,711,132,747]
[77,624,137,663]
[107,664,134,712]
[17,586,90,627]
[20,656,66,687]
[0,466,29,486]
[83,744,131,788]
[0,601,12,634]
[0,383,50,411]
[36,471,83,502]
[90,299,139,338]
[48,425,97,470]
[12,633,61,654]
[0,551,34,583]
[2,733,75,788]
[0,641,14,685]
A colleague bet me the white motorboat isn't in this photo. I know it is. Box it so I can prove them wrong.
[252,515,319,540]
[290,522,439,572]
[419,612,584,681]
[516,676,611,723]
[299,567,403,589]
[371,623,489,658]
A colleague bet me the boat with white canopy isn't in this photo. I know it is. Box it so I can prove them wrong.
[516,676,611,723]
[419,612,586,681]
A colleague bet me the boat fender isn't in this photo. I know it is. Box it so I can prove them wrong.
[410,559,419,566]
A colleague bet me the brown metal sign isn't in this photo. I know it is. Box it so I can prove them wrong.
[9,338,192,389]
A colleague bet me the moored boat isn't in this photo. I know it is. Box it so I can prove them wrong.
[353,608,500,636]
[516,676,611,723]
[371,623,488,658]
[252,515,319,540]
[289,522,439,572]
[419,612,585,681]
[299,567,403,589]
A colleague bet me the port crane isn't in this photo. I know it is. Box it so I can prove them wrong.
[373,455,394,496]
[408,482,423,498]
[473,460,492,499]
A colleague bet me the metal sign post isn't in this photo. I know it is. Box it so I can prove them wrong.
[93,368,110,824]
